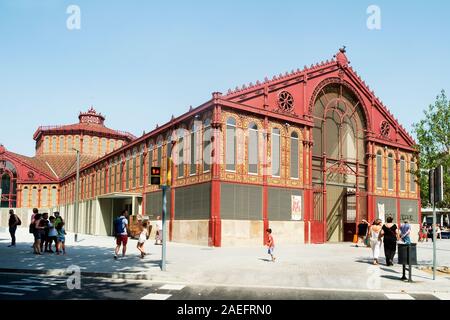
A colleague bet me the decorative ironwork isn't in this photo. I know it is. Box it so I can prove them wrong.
[380,121,390,137]
[278,91,294,112]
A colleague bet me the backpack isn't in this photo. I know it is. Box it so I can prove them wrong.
[17,217,22,226]
[29,222,35,234]
[113,217,126,236]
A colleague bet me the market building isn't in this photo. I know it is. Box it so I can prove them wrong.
[0,48,421,246]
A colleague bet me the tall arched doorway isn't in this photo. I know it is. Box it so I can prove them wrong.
[311,82,368,242]
[0,160,18,208]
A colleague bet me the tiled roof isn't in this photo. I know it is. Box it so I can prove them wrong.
[7,152,97,180]
[33,123,136,142]
[36,154,98,179]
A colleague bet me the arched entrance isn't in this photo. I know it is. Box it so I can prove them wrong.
[311,82,368,242]
[0,160,17,208]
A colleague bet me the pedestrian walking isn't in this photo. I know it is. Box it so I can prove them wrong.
[368,219,382,265]
[8,209,20,247]
[379,216,399,266]
[114,209,130,260]
[436,224,442,240]
[356,219,369,247]
[266,228,276,262]
[29,208,38,248]
[400,220,412,244]
[56,221,66,255]
[155,216,163,245]
[137,221,149,259]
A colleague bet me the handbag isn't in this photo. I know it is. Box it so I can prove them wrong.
[353,234,358,243]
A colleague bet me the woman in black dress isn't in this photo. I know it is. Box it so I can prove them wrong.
[379,216,399,266]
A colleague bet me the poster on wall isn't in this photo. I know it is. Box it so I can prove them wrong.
[291,195,302,221]
[377,203,385,223]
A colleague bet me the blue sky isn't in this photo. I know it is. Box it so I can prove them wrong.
[1,0,449,156]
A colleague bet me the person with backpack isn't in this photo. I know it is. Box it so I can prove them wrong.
[8,209,21,247]
[114,209,130,260]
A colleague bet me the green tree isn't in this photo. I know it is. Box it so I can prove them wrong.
[413,90,450,208]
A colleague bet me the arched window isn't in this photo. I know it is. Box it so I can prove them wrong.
[376,151,383,189]
[101,138,107,155]
[44,137,50,153]
[272,128,281,177]
[32,187,38,207]
[388,153,394,190]
[400,156,406,191]
[132,148,137,189]
[178,129,185,178]
[93,137,99,155]
[109,139,115,153]
[190,123,199,175]
[148,142,154,184]
[83,136,90,154]
[248,122,258,174]
[126,153,131,190]
[59,136,65,153]
[51,186,57,207]
[109,163,113,192]
[67,136,73,151]
[290,132,299,179]
[42,187,48,207]
[410,159,416,192]
[22,187,29,207]
[157,137,163,168]
[226,117,236,171]
[139,145,144,187]
[74,136,80,150]
[52,136,57,153]
[203,119,211,172]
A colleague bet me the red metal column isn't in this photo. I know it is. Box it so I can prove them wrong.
[209,102,222,247]
[395,149,400,225]
[322,152,327,243]
[355,160,360,234]
[262,116,269,245]
[302,136,308,243]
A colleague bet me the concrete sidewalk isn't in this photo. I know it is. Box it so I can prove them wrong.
[1,227,449,293]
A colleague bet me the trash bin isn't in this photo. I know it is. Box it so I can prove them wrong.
[398,243,417,265]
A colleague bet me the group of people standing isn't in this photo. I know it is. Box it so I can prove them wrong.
[357,217,412,266]
[29,208,66,255]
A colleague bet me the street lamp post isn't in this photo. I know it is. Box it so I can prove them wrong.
[73,148,80,242]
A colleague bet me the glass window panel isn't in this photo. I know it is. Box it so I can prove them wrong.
[388,154,394,190]
[59,136,64,153]
[376,152,383,189]
[203,120,211,172]
[248,123,258,174]
[226,118,236,171]
[410,161,416,192]
[178,137,184,177]
[400,158,406,191]
[272,128,280,176]
[290,133,299,179]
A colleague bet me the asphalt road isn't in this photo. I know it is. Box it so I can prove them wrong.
[0,272,447,301]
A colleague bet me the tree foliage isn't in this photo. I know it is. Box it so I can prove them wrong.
[413,90,450,208]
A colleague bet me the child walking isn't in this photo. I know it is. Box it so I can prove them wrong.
[137,221,149,259]
[56,221,66,255]
[266,228,276,262]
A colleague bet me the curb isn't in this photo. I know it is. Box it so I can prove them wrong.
[0,268,183,282]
